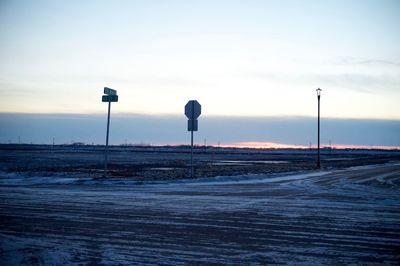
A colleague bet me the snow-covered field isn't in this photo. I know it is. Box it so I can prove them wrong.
[1,144,399,180]
[1,162,399,265]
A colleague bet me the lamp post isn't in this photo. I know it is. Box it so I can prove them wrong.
[316,88,322,169]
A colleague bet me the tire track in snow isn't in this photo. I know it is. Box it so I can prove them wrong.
[1,163,400,264]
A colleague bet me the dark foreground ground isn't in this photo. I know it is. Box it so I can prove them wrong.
[1,144,400,180]
[0,145,400,265]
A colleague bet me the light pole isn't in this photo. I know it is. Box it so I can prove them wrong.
[316,88,322,169]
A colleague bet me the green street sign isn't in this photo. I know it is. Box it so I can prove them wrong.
[102,95,118,102]
[104,87,117,95]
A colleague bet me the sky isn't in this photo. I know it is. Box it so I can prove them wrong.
[1,113,399,148]
[0,0,399,147]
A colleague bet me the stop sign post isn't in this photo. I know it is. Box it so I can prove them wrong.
[185,100,201,178]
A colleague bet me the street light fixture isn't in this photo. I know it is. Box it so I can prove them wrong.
[316,88,322,169]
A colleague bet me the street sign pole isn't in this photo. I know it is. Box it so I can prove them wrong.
[102,87,118,176]
[105,100,111,173]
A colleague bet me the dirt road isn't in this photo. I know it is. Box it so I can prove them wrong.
[1,163,399,265]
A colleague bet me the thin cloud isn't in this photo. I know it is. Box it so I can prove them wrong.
[0,81,37,97]
[251,71,400,93]
[312,73,400,93]
[336,57,400,67]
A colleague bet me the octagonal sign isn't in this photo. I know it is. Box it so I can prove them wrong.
[185,100,201,120]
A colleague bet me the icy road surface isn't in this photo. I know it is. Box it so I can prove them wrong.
[1,164,400,265]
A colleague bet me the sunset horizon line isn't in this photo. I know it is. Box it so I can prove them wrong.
[220,141,400,151]
[1,141,399,151]
[1,111,400,122]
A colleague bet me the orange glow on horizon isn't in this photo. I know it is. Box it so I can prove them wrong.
[220,142,308,149]
[220,141,400,150]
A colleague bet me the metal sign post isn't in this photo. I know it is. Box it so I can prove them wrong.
[185,100,201,178]
[316,88,321,169]
[102,87,118,176]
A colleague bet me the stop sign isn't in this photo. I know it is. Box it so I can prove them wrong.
[185,100,201,119]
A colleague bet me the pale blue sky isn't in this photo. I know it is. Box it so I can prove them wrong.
[1,0,400,119]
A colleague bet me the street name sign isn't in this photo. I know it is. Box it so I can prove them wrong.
[104,87,117,95]
[102,95,118,102]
